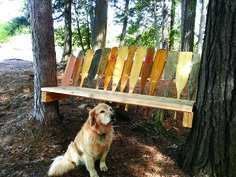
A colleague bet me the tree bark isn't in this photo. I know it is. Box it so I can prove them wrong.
[119,0,129,46]
[181,0,197,52]
[179,0,236,176]
[153,0,160,50]
[74,3,85,52]
[169,0,176,51]
[61,0,72,63]
[162,0,168,50]
[92,0,108,50]
[29,0,60,125]
[196,0,208,55]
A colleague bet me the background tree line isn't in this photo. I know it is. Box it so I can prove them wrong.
[1,0,208,61]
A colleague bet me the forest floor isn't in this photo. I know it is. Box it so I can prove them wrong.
[0,59,192,177]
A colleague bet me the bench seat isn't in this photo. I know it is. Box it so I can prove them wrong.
[41,86,194,113]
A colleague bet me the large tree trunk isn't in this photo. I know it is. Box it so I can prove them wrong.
[29,0,60,125]
[162,0,168,50]
[196,0,208,55]
[181,0,197,51]
[179,0,236,176]
[92,0,108,50]
[119,0,129,46]
[61,0,72,63]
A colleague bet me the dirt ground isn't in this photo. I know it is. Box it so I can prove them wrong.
[0,59,191,177]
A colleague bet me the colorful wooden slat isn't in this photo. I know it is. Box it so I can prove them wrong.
[96,48,111,89]
[80,49,94,87]
[112,46,128,92]
[61,54,77,86]
[164,51,178,97]
[145,49,167,115]
[125,47,147,111]
[140,47,155,94]
[72,51,85,86]
[174,52,193,119]
[104,47,118,91]
[117,45,136,108]
[86,49,103,88]
[182,53,201,128]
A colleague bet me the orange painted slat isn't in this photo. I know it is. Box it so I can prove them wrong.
[103,47,118,91]
[72,51,85,86]
[61,54,77,86]
[145,49,167,115]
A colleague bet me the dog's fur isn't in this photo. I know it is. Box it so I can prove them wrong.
[48,103,115,177]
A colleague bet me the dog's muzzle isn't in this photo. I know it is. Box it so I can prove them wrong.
[109,114,116,123]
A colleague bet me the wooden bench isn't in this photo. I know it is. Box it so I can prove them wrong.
[41,45,201,128]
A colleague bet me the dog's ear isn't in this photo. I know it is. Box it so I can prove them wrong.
[89,108,96,126]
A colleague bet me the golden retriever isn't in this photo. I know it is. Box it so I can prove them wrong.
[48,103,115,177]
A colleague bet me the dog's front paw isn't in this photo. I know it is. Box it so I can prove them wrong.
[100,164,108,172]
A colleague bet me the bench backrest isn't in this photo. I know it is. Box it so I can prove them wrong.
[61,46,201,102]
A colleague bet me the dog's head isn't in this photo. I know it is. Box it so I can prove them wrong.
[89,103,115,126]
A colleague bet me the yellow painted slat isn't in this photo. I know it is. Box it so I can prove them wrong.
[80,49,94,87]
[112,46,128,92]
[125,47,146,111]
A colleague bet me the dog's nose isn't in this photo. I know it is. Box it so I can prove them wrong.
[110,114,115,122]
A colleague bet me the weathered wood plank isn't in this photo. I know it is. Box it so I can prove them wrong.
[61,54,77,86]
[80,49,94,87]
[41,86,194,112]
[86,49,103,88]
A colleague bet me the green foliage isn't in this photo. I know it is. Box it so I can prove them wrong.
[0,16,30,43]
[0,22,10,43]
[123,26,157,47]
[54,27,65,48]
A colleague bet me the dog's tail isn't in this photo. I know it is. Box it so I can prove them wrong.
[48,142,81,176]
[48,155,75,176]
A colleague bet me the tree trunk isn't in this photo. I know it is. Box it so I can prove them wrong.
[29,0,60,125]
[179,0,236,176]
[196,0,208,55]
[181,0,197,51]
[181,0,185,48]
[119,0,129,46]
[169,0,176,51]
[153,0,160,50]
[162,0,168,50]
[74,3,85,52]
[61,0,72,63]
[92,0,108,50]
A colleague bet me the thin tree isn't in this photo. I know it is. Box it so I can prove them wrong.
[29,0,60,125]
[119,0,130,46]
[153,0,160,50]
[169,0,176,50]
[196,0,208,54]
[179,0,236,176]
[61,0,72,63]
[162,0,168,50]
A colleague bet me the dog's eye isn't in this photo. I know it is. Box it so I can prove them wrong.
[100,110,105,113]
[110,108,113,112]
